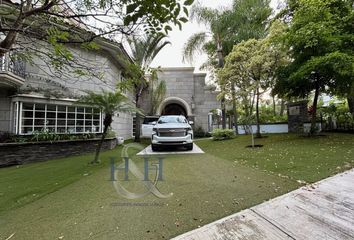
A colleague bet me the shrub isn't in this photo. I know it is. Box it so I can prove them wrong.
[193,126,207,138]
[211,129,235,141]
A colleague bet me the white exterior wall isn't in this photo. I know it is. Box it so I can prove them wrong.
[1,39,133,139]
[0,89,12,132]
[237,124,289,134]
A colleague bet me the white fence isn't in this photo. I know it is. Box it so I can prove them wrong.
[237,124,288,135]
[234,123,322,134]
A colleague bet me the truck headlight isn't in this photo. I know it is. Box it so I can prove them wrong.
[186,127,193,136]
[152,128,158,135]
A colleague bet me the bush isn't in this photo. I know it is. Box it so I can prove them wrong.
[193,126,207,138]
[211,129,235,141]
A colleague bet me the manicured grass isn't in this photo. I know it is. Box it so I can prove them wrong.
[0,133,353,239]
[0,144,127,213]
[197,133,354,183]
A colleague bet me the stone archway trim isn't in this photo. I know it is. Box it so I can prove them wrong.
[156,97,192,116]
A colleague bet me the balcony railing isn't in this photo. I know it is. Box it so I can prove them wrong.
[0,53,26,79]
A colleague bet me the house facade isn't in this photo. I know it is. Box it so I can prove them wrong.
[0,39,134,139]
[1,42,220,140]
[140,67,220,132]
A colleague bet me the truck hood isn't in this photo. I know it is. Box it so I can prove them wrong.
[154,123,191,129]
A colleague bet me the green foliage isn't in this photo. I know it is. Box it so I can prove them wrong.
[211,128,236,140]
[105,128,117,138]
[31,129,60,143]
[0,131,98,144]
[79,90,137,163]
[122,0,193,33]
[219,21,289,118]
[183,0,272,68]
[149,68,167,115]
[274,0,354,99]
[259,105,288,123]
[193,126,210,138]
[320,101,354,125]
[223,0,272,53]
[127,33,171,70]
[79,90,137,117]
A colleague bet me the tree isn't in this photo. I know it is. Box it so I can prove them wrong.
[219,21,288,138]
[183,0,272,131]
[125,33,170,142]
[0,0,192,77]
[79,90,138,164]
[274,0,354,134]
[149,68,167,115]
[182,2,229,129]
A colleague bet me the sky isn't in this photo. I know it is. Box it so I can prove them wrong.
[150,0,282,74]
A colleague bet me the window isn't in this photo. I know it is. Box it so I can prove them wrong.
[15,102,102,134]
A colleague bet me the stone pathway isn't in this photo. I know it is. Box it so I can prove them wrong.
[172,169,354,240]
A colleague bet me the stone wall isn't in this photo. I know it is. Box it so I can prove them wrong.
[193,73,220,131]
[0,138,117,167]
[151,68,220,132]
[288,101,309,133]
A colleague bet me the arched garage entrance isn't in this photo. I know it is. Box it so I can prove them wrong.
[162,103,187,116]
[157,97,192,117]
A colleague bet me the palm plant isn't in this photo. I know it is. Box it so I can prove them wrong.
[126,33,170,142]
[149,68,167,115]
[79,90,138,164]
[183,3,231,129]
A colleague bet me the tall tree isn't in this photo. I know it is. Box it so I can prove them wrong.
[183,0,272,131]
[274,0,354,134]
[219,21,289,138]
[125,33,170,142]
[182,2,229,129]
[79,90,138,164]
[0,0,192,77]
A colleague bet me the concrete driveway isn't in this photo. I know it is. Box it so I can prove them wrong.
[137,143,204,156]
[172,168,354,240]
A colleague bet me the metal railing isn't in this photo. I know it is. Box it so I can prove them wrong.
[0,53,26,79]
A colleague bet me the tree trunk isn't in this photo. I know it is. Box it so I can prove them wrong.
[231,82,238,134]
[0,31,19,57]
[216,38,226,129]
[255,87,262,138]
[221,99,226,129]
[134,113,141,142]
[250,90,256,115]
[272,95,276,116]
[348,96,354,116]
[134,93,141,142]
[92,114,112,164]
[310,84,320,135]
[280,99,285,116]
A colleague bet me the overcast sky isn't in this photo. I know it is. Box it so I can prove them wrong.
[150,0,282,74]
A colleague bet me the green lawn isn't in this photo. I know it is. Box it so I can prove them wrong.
[0,133,353,239]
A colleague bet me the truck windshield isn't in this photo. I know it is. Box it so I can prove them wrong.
[158,116,187,124]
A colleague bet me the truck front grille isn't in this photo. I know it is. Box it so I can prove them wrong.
[158,129,186,137]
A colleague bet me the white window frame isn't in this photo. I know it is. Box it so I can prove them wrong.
[15,101,103,135]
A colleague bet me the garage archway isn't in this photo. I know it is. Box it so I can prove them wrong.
[162,103,187,116]
[157,97,192,117]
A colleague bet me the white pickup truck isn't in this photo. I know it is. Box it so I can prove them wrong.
[151,115,194,151]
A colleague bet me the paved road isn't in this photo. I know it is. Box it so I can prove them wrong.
[172,169,354,240]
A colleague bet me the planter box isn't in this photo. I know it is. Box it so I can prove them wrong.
[0,138,117,167]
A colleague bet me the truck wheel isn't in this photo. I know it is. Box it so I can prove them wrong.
[186,143,193,150]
